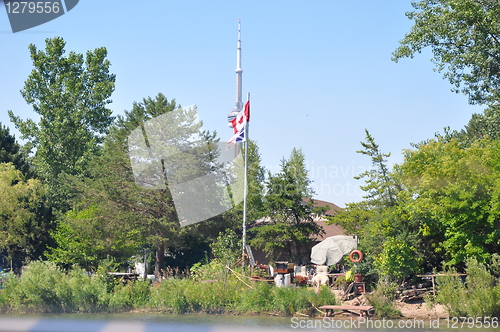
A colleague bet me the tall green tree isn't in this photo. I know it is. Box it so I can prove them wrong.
[50,93,233,274]
[330,130,400,234]
[397,138,500,266]
[9,37,115,182]
[393,0,500,105]
[356,129,399,207]
[250,148,324,264]
[0,123,31,177]
[453,104,500,144]
[0,163,54,271]
[329,131,426,278]
[224,140,267,224]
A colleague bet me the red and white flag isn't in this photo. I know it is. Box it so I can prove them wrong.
[229,100,250,143]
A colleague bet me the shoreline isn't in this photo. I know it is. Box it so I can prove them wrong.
[0,301,450,321]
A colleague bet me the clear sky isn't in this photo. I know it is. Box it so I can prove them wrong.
[0,0,484,207]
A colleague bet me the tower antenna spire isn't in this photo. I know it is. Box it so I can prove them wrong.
[235,19,243,111]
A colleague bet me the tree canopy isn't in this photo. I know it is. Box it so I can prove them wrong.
[0,163,54,270]
[250,148,324,264]
[393,0,500,105]
[9,37,115,181]
[397,138,500,266]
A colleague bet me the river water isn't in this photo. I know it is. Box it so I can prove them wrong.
[0,314,495,332]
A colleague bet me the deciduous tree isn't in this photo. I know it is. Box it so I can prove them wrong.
[393,0,500,105]
[0,163,54,270]
[398,138,500,266]
[9,37,115,182]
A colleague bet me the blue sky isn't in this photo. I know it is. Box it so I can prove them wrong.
[0,0,484,207]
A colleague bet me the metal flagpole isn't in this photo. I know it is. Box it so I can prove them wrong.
[242,93,250,273]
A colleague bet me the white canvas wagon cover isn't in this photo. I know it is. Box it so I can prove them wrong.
[310,235,357,266]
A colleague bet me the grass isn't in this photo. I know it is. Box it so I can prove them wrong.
[0,260,337,316]
[435,258,500,318]
[366,281,402,319]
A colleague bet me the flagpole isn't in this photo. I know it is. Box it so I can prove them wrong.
[242,93,250,273]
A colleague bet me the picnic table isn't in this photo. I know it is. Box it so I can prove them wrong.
[319,305,374,317]
[108,272,139,282]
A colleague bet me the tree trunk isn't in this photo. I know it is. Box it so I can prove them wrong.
[155,243,165,279]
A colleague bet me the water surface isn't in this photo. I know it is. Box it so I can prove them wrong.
[0,314,495,332]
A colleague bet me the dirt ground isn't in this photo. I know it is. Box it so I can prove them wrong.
[334,291,449,320]
[396,301,448,320]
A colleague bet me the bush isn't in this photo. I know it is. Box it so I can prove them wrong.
[235,282,336,316]
[436,258,500,318]
[149,278,190,313]
[0,261,111,313]
[366,281,402,319]
[109,281,151,310]
[0,260,338,316]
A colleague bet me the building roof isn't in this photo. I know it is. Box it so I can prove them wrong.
[248,198,345,242]
[309,198,345,241]
[311,198,342,216]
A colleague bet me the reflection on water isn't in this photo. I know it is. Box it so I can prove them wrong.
[0,314,494,332]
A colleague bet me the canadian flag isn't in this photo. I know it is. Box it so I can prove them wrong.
[229,100,250,143]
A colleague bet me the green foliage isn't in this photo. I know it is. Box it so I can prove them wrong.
[393,0,500,105]
[356,129,399,207]
[234,282,336,316]
[328,130,403,240]
[149,277,241,314]
[366,281,402,319]
[225,140,267,223]
[0,123,19,165]
[46,205,139,271]
[436,258,500,317]
[9,37,115,181]
[330,131,425,278]
[0,123,32,177]
[374,238,422,282]
[338,131,500,276]
[398,138,500,266]
[108,281,151,310]
[1,261,109,313]
[251,148,324,263]
[456,105,500,144]
[56,93,227,274]
[209,229,242,265]
[189,260,227,282]
[0,163,54,270]
[236,281,273,313]
[0,260,337,316]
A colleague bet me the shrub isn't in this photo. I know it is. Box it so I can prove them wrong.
[235,282,336,316]
[7,261,64,312]
[0,261,112,313]
[109,281,150,311]
[436,258,500,318]
[0,260,339,316]
[374,238,422,282]
[366,281,401,318]
[149,278,190,314]
[236,282,274,313]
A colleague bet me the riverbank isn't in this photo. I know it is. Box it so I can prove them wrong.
[333,290,448,321]
[397,301,448,320]
[2,260,498,320]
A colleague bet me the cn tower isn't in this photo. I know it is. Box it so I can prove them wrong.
[228,19,243,126]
